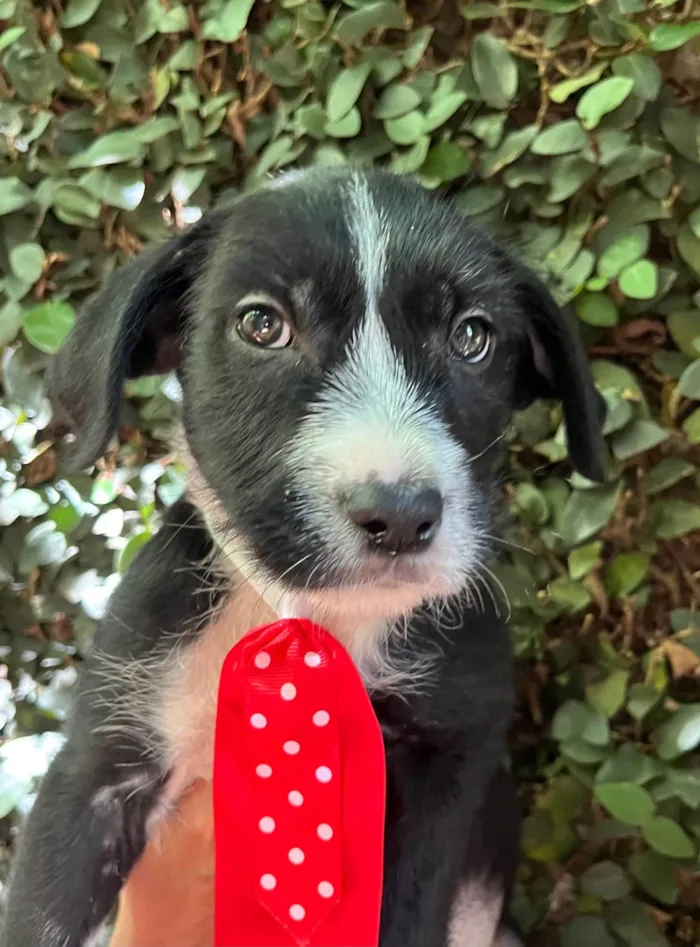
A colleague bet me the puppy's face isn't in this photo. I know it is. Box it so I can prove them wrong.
[49,168,606,628]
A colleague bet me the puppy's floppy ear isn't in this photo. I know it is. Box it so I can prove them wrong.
[512,261,607,483]
[48,213,222,470]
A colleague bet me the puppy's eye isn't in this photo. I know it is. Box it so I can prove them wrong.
[237,305,293,349]
[449,313,493,363]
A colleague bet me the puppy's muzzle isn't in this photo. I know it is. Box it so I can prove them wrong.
[341,481,443,556]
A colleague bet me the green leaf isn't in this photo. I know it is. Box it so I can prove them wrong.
[605,553,649,598]
[606,897,670,947]
[327,63,372,123]
[678,359,700,399]
[598,227,649,279]
[683,408,700,444]
[373,84,422,120]
[384,111,425,145]
[562,917,616,947]
[568,541,602,580]
[552,699,610,746]
[595,782,655,826]
[645,458,696,495]
[480,124,537,176]
[460,2,502,18]
[9,243,44,285]
[597,744,658,786]
[612,54,662,101]
[576,77,635,130]
[689,205,700,239]
[0,299,22,346]
[420,142,470,185]
[19,522,68,571]
[678,225,700,278]
[335,1,405,45]
[587,669,630,717]
[560,484,620,547]
[325,107,362,139]
[80,168,145,211]
[649,21,700,52]
[470,33,518,110]
[650,499,700,540]
[619,260,657,299]
[0,177,33,215]
[549,576,592,612]
[611,419,668,461]
[660,107,700,163]
[531,119,587,156]
[117,531,152,573]
[202,0,256,41]
[68,131,145,169]
[23,301,75,354]
[657,704,700,760]
[668,309,700,360]
[159,4,188,31]
[171,166,206,203]
[422,91,468,133]
[61,0,101,28]
[581,861,632,901]
[390,137,431,174]
[576,291,618,327]
[628,684,662,721]
[629,851,677,905]
[0,489,49,526]
[549,65,605,103]
[642,816,695,859]
[0,25,25,51]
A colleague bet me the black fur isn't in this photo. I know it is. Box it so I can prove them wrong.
[2,168,606,947]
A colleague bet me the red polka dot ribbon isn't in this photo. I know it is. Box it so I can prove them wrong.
[213,618,386,947]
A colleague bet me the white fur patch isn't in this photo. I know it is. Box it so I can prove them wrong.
[447,876,505,947]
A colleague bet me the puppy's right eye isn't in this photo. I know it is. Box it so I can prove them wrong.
[236,305,293,349]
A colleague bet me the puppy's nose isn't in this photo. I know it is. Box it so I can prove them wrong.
[344,483,443,555]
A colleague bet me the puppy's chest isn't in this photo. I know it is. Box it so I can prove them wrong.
[156,591,276,791]
[152,591,401,797]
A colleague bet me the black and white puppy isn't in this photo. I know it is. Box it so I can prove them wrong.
[0,167,605,947]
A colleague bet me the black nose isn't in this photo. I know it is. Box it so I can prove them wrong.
[344,482,443,555]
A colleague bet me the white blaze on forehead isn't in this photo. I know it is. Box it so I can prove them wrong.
[347,171,389,312]
[315,171,433,483]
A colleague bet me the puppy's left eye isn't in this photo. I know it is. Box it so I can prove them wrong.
[449,313,493,363]
[236,305,293,349]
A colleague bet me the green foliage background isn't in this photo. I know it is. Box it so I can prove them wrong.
[1,0,700,943]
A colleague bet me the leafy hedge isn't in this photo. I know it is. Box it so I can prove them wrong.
[1,0,700,943]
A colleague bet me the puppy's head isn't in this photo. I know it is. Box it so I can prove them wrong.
[49,168,605,628]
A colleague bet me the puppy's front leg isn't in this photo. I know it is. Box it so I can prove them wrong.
[0,500,216,947]
[0,729,166,947]
[380,740,502,947]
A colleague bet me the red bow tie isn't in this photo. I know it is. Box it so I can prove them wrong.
[213,618,386,946]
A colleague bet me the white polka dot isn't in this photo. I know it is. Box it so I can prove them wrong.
[288,790,304,807]
[284,740,300,755]
[288,847,305,865]
[313,710,330,727]
[250,713,267,730]
[317,823,333,841]
[281,682,297,701]
[304,651,321,668]
[254,652,271,669]
[256,763,273,779]
[289,904,305,922]
[259,817,275,834]
[315,765,332,783]
[318,881,334,899]
[260,874,277,891]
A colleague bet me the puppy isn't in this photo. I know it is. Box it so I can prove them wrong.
[0,167,605,947]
